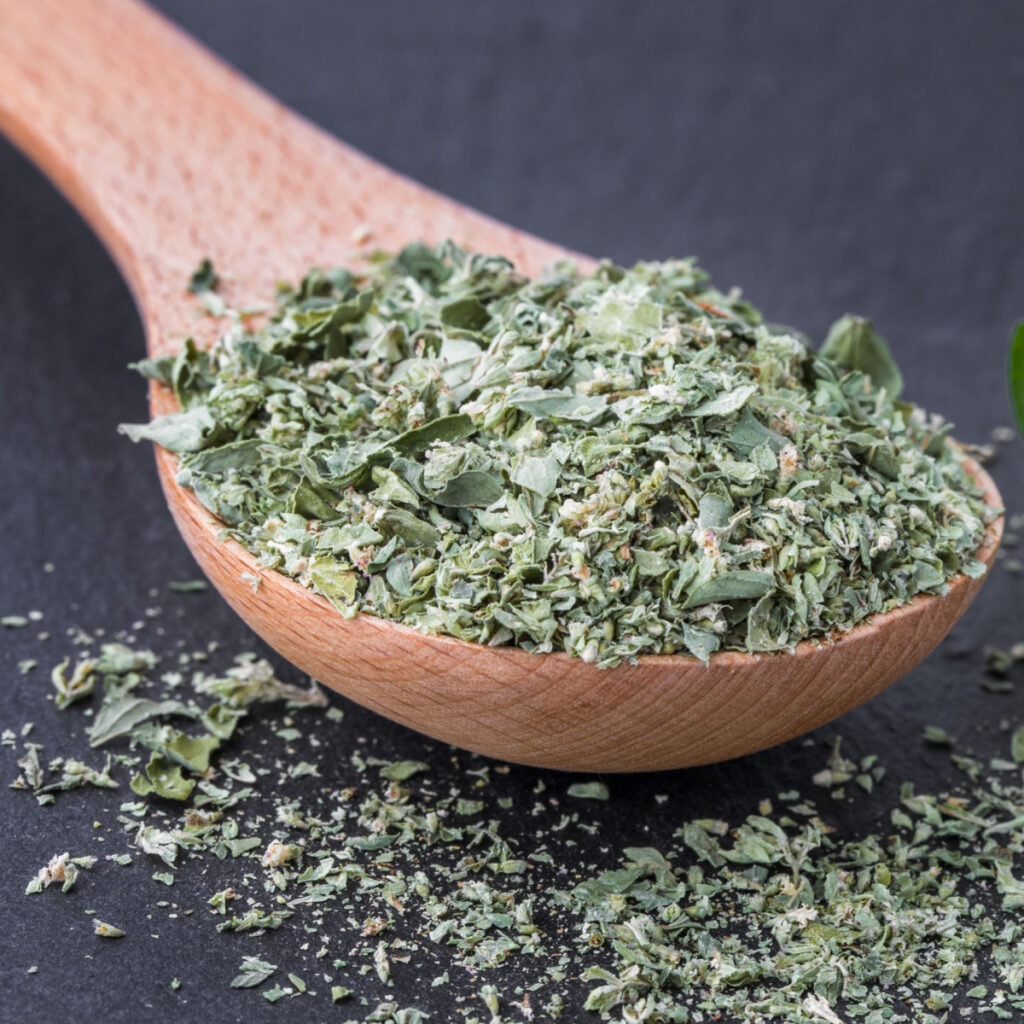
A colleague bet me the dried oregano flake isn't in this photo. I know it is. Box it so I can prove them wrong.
[121,242,994,666]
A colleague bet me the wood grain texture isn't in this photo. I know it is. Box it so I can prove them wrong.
[0,0,1004,771]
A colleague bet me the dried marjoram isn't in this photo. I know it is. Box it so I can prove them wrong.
[122,242,994,666]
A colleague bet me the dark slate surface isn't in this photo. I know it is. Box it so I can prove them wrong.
[1,3,1023,1021]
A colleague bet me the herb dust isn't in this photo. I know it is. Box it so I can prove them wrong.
[121,243,995,666]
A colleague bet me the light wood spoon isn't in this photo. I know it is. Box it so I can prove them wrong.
[0,0,1002,772]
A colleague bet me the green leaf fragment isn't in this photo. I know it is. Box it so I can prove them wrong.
[230,957,278,989]
[307,558,360,606]
[187,257,218,295]
[567,781,610,800]
[1009,320,1024,436]
[152,729,221,773]
[93,920,125,938]
[119,407,217,453]
[200,703,247,740]
[347,833,398,851]
[685,383,758,417]
[441,297,491,332]
[36,758,119,795]
[168,579,209,593]
[510,453,562,497]
[430,470,504,508]
[379,760,431,781]
[1011,724,1024,764]
[131,753,196,802]
[133,825,180,867]
[923,725,955,747]
[95,643,158,675]
[51,657,96,709]
[684,570,774,609]
[89,697,193,747]
[820,313,904,397]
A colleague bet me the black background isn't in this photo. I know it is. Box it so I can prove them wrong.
[2,3,1024,1022]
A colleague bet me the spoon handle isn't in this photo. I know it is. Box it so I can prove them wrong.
[0,0,569,355]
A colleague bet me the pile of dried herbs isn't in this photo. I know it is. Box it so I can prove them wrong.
[121,243,994,666]
[7,600,1024,1022]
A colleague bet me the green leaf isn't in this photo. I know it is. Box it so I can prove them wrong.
[142,728,220,773]
[395,240,453,287]
[129,354,175,387]
[431,470,505,508]
[390,414,476,456]
[505,387,608,425]
[347,833,398,851]
[578,290,663,348]
[130,752,196,801]
[89,697,193,747]
[376,509,441,549]
[36,758,119,795]
[379,760,430,781]
[167,579,209,593]
[323,415,476,490]
[118,407,216,453]
[634,548,671,577]
[308,558,360,606]
[187,257,219,294]
[95,643,158,675]
[230,957,278,989]
[679,821,726,867]
[510,454,562,497]
[1008,321,1024,436]
[289,478,339,520]
[135,824,180,866]
[1011,724,1024,764]
[93,920,126,939]
[201,703,247,741]
[727,407,788,455]
[820,314,903,398]
[51,657,96,709]
[684,384,758,418]
[441,297,491,332]
[223,837,262,858]
[181,437,264,477]
[684,570,774,609]
[567,781,610,800]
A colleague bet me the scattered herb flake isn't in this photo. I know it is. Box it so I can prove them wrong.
[567,781,610,800]
[93,919,125,938]
[230,957,278,989]
[11,586,1024,1018]
[167,579,209,592]
[1012,723,1024,763]
[379,760,430,782]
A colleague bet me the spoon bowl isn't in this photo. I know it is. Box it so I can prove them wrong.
[162,448,1001,771]
[0,0,1003,771]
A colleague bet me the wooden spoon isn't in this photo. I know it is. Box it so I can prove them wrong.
[0,0,1002,772]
